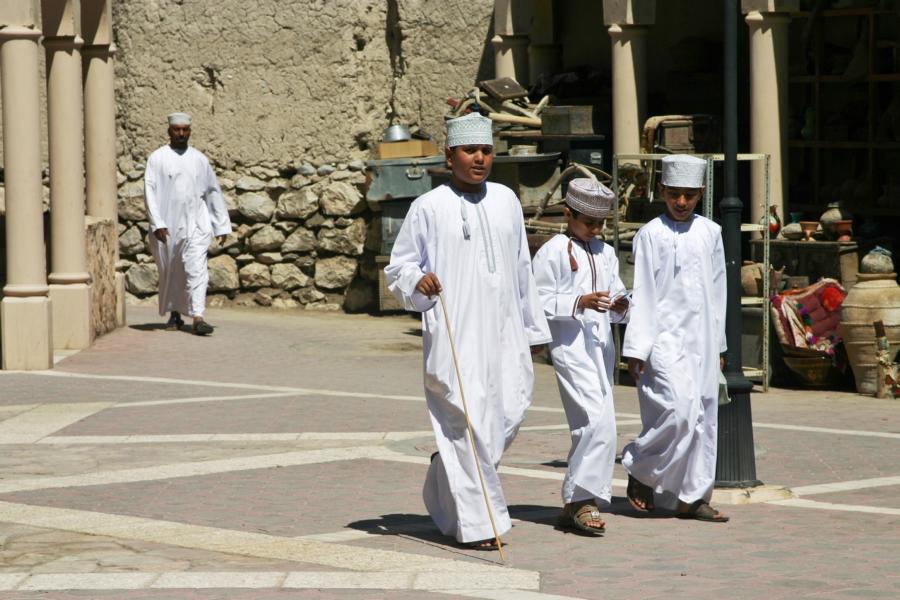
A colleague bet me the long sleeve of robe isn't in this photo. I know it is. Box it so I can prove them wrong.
[621,214,727,509]
[145,145,232,317]
[532,234,627,505]
[384,182,551,543]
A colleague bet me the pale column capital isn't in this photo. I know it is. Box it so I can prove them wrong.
[741,0,800,14]
[42,34,85,50]
[491,33,529,50]
[603,0,656,26]
[745,10,792,27]
[81,41,116,57]
[607,23,650,41]
[0,26,42,42]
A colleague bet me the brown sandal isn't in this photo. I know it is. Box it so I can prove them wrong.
[466,538,501,550]
[558,500,606,535]
[677,500,730,523]
[627,475,655,512]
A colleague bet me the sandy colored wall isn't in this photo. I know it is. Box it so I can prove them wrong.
[113,0,494,169]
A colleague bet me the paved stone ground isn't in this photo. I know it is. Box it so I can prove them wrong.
[0,305,897,599]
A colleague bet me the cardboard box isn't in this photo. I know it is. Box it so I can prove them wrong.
[376,139,439,160]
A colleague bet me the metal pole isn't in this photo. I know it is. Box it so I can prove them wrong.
[716,0,762,488]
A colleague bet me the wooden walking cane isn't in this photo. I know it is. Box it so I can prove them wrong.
[437,292,506,562]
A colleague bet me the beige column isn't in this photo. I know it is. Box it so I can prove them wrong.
[81,0,124,326]
[0,21,53,370]
[492,0,530,84]
[528,0,560,83]
[608,24,648,160]
[604,1,655,164]
[744,2,796,227]
[44,0,92,350]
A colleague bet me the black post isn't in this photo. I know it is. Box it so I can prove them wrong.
[716,0,762,488]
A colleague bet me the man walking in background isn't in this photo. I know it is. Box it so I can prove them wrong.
[144,112,232,335]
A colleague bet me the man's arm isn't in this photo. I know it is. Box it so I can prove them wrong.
[203,158,232,243]
[383,200,437,313]
[144,155,167,241]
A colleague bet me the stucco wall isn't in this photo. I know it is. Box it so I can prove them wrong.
[113,0,494,168]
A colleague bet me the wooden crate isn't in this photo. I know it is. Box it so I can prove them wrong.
[375,255,404,312]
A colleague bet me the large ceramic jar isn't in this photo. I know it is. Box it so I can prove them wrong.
[839,272,900,395]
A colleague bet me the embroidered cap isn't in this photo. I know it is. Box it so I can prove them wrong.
[167,112,192,126]
[445,113,493,148]
[660,154,706,188]
[565,178,615,219]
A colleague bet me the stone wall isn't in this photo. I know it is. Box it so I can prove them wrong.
[112,0,494,311]
[112,0,494,166]
[86,217,119,336]
[117,161,379,312]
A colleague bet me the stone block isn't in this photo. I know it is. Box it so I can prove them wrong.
[86,216,119,337]
[320,181,365,216]
[118,180,147,221]
[271,263,310,291]
[316,218,366,256]
[282,227,316,253]
[239,262,272,289]
[276,188,319,219]
[125,263,159,295]
[314,256,358,290]
[208,255,240,292]
[248,225,285,252]
[237,192,276,222]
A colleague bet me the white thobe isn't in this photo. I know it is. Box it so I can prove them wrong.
[384,182,551,543]
[621,214,727,509]
[144,145,231,318]
[532,234,628,506]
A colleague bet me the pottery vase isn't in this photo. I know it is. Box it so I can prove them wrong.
[839,273,900,395]
[860,246,894,274]
[819,202,845,239]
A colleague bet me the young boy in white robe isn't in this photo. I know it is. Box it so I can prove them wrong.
[145,112,231,335]
[532,179,629,535]
[621,154,730,522]
[384,113,551,549]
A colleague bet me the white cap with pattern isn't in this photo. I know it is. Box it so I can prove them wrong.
[660,154,706,188]
[565,178,615,219]
[167,112,192,126]
[445,113,493,147]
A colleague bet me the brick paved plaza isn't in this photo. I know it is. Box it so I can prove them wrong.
[0,305,897,599]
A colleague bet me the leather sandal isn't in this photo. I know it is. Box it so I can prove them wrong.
[627,475,655,512]
[558,500,605,535]
[677,500,730,523]
[465,538,501,550]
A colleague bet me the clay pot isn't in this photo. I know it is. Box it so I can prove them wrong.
[833,219,853,242]
[839,273,900,395]
[741,262,763,296]
[860,246,894,274]
[781,222,804,240]
[820,202,849,239]
[799,220,819,241]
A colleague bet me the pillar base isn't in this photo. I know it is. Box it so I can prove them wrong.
[1,296,53,370]
[115,271,126,327]
[49,283,93,350]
